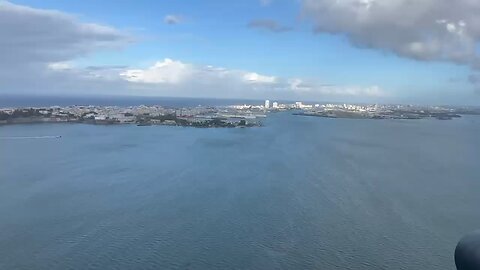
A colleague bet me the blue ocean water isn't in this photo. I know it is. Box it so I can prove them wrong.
[1,111,480,269]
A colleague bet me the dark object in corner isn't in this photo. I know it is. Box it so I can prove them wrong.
[455,230,480,270]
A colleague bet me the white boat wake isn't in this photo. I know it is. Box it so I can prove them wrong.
[0,136,62,140]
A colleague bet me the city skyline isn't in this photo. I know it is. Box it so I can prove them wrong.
[1,0,480,105]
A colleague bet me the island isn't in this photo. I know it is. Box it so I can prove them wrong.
[0,105,267,128]
[291,103,480,120]
[1,101,479,128]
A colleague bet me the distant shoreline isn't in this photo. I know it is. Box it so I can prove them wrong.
[293,111,463,121]
[0,105,265,128]
[2,102,480,128]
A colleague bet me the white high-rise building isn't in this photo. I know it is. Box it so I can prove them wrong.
[272,102,278,109]
[264,100,270,109]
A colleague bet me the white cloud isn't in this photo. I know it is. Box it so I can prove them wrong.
[288,78,312,92]
[0,1,131,94]
[121,59,192,84]
[243,72,277,84]
[164,15,182,25]
[0,1,131,65]
[318,85,384,97]
[301,0,480,95]
[302,0,480,67]
[117,59,383,100]
[121,59,278,86]
[285,78,385,97]
[47,62,74,71]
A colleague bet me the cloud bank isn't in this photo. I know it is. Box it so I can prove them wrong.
[0,1,131,65]
[302,0,480,67]
[116,59,384,100]
[0,0,131,94]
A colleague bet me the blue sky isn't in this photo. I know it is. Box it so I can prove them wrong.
[2,0,479,104]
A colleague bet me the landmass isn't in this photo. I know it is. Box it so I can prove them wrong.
[291,102,480,120]
[0,105,266,128]
[1,101,479,128]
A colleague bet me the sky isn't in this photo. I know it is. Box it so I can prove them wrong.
[1,0,480,105]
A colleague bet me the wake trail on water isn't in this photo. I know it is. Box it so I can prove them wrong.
[0,136,62,140]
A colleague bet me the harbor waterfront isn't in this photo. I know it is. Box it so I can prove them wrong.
[1,99,480,127]
[1,111,480,269]
[0,104,266,128]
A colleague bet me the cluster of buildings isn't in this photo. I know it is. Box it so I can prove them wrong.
[0,105,267,127]
[318,103,380,113]
[232,100,319,111]
[263,100,326,110]
[2,100,477,126]
[294,102,469,120]
[257,100,473,120]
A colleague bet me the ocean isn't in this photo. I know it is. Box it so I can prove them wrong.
[1,100,480,269]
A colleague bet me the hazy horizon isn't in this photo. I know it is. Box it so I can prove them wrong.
[2,93,480,108]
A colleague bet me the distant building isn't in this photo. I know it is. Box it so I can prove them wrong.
[272,102,278,109]
[265,100,270,109]
[295,101,303,108]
